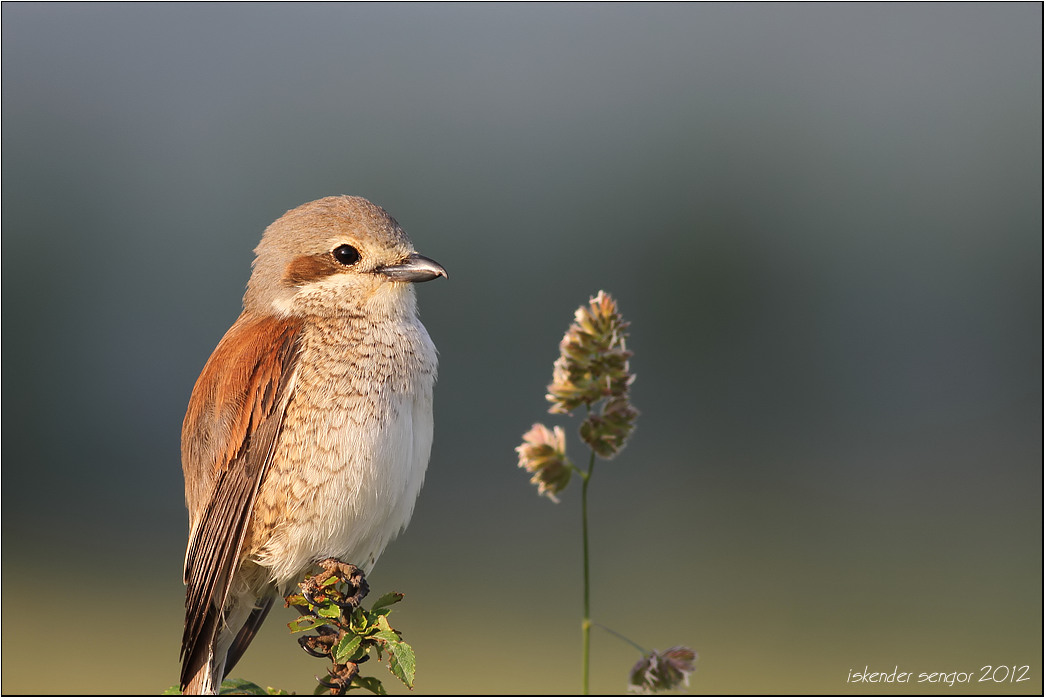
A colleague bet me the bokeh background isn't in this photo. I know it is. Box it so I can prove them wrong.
[2,3,1041,695]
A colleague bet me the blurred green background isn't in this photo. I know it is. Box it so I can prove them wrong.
[2,3,1041,695]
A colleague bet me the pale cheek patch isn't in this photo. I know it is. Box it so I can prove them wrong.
[275,254,357,317]
[280,268,382,317]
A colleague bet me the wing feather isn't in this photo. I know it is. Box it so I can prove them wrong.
[179,313,303,688]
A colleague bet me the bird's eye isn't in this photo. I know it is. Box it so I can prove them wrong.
[332,244,360,266]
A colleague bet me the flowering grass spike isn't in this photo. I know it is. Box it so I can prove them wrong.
[546,290,635,415]
[628,647,698,694]
[516,423,574,502]
[580,395,640,459]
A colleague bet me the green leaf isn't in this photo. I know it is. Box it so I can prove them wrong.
[284,593,308,607]
[264,688,291,696]
[351,675,388,695]
[385,639,416,688]
[220,677,269,694]
[162,685,181,695]
[350,607,371,633]
[333,633,363,664]
[316,601,341,618]
[288,615,328,633]
[370,591,404,611]
[374,615,394,633]
[372,629,400,645]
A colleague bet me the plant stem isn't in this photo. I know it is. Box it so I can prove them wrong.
[581,448,596,695]
[591,622,649,655]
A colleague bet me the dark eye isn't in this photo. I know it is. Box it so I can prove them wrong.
[332,244,360,266]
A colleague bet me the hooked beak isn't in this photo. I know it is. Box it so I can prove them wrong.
[377,253,448,283]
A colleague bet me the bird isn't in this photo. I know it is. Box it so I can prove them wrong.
[179,195,446,695]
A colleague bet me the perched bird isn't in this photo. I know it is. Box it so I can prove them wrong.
[179,196,446,695]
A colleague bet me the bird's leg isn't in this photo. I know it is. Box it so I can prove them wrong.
[299,559,367,608]
[315,560,370,606]
[291,559,372,695]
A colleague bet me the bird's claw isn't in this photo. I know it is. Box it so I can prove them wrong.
[335,578,369,610]
[298,633,337,658]
[315,674,344,691]
[305,558,369,612]
[301,586,326,608]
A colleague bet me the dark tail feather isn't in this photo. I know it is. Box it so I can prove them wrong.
[223,596,276,679]
[181,604,220,695]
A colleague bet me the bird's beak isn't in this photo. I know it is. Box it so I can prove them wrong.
[377,253,448,283]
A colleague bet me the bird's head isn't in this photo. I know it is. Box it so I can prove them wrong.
[244,195,447,318]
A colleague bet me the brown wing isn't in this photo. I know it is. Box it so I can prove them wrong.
[179,312,303,688]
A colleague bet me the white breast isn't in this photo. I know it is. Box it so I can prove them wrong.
[253,310,437,588]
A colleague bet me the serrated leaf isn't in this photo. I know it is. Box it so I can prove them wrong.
[385,639,416,688]
[284,594,307,607]
[220,677,269,694]
[351,675,388,695]
[333,633,363,664]
[374,615,394,633]
[370,591,404,610]
[317,602,341,618]
[288,615,328,633]
[372,629,400,645]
